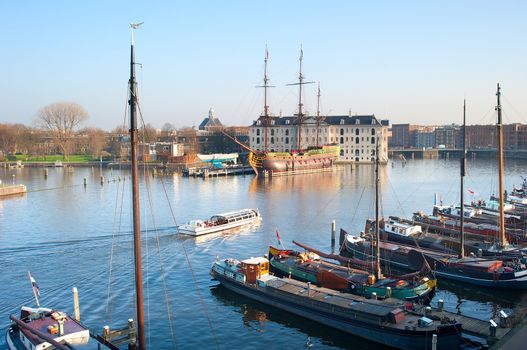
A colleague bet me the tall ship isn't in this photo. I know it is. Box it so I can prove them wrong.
[248,49,340,176]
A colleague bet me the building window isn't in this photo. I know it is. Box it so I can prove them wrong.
[271,129,275,136]
[256,120,261,125]
[285,137,289,144]
[256,129,260,136]
[257,137,260,144]
[285,129,289,136]
[355,138,359,144]
[271,137,274,144]
[355,119,360,125]
[355,129,359,135]
[340,128,344,135]
[371,136,375,144]
[371,128,375,135]
[346,137,348,141]
[271,120,275,125]
[340,149,344,156]
[355,149,360,156]
[340,119,345,125]
[340,137,344,144]
[371,119,376,125]
[285,120,290,125]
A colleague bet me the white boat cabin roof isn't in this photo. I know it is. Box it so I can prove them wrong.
[242,257,269,265]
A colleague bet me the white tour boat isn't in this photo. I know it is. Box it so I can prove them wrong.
[177,208,261,236]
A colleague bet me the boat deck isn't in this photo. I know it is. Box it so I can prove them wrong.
[268,277,511,344]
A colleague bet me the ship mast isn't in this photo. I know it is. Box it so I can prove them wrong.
[459,100,466,259]
[287,47,314,150]
[129,22,146,350]
[256,47,274,151]
[374,134,382,280]
[496,83,508,248]
[316,83,321,147]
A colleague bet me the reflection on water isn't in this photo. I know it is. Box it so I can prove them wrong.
[1,160,527,349]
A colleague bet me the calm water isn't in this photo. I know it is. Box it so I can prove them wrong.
[1,159,527,349]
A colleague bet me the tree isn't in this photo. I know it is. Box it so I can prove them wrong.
[139,123,158,143]
[37,102,88,160]
[82,127,108,158]
[0,123,33,156]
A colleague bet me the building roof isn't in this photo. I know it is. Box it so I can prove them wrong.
[251,114,388,127]
[199,108,223,130]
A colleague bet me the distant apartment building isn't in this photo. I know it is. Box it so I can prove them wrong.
[390,124,420,148]
[434,124,460,148]
[465,124,527,149]
[414,127,436,148]
[249,115,389,163]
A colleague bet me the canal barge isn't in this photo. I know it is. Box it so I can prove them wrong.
[211,256,461,350]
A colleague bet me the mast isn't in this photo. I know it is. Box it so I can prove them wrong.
[374,134,382,280]
[129,22,146,350]
[256,47,274,152]
[287,47,314,150]
[316,83,321,147]
[459,100,466,258]
[496,83,508,248]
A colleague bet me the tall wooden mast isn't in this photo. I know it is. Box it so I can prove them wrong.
[287,47,314,150]
[496,83,508,248]
[256,47,274,151]
[316,83,321,147]
[459,100,466,259]
[129,22,146,350]
[374,134,382,280]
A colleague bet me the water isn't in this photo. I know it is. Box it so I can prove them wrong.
[1,159,527,349]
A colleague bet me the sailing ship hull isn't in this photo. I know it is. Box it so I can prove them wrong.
[248,145,339,177]
[344,236,527,289]
[211,267,460,350]
[269,252,435,302]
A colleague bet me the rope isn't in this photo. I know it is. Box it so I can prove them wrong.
[158,175,221,350]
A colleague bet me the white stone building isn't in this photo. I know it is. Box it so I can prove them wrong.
[249,115,389,163]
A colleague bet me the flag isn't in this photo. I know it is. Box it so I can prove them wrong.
[467,189,475,195]
[276,228,282,246]
[29,272,40,297]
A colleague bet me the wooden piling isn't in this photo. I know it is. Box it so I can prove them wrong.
[72,287,80,321]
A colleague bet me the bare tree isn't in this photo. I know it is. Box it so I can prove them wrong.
[82,127,108,158]
[0,123,34,157]
[37,102,88,160]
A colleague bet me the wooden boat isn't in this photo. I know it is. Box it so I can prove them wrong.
[177,208,261,236]
[247,49,339,177]
[7,306,118,350]
[268,245,436,302]
[210,256,462,350]
[344,92,527,289]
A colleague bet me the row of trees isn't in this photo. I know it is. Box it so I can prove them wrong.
[1,102,107,160]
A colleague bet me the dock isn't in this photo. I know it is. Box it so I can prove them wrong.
[0,184,27,197]
[184,165,254,177]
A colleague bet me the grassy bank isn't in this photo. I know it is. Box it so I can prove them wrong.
[7,154,95,163]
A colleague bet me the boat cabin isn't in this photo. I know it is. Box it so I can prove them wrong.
[211,209,259,225]
[240,257,269,284]
[384,220,422,237]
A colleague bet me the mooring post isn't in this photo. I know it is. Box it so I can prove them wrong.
[100,176,104,185]
[83,178,87,187]
[44,169,48,178]
[103,325,110,341]
[128,318,136,350]
[72,287,80,321]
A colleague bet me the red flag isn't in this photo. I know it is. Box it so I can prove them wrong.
[276,228,282,246]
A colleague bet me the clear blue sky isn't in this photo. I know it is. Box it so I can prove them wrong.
[2,0,526,130]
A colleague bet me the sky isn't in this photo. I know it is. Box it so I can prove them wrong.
[1,0,526,131]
